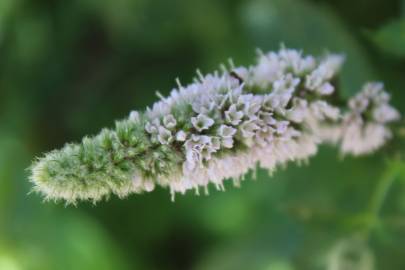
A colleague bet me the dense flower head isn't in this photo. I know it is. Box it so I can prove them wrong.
[30,47,400,204]
[340,82,400,155]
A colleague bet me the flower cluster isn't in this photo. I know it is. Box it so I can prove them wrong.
[340,82,400,155]
[30,48,400,204]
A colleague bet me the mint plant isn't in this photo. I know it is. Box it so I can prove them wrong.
[30,48,400,204]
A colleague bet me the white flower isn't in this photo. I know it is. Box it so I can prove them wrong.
[129,111,140,122]
[225,104,244,125]
[341,117,392,155]
[279,48,316,75]
[317,82,334,95]
[286,98,308,123]
[239,121,260,138]
[241,96,262,118]
[349,96,369,112]
[184,135,218,171]
[163,114,177,129]
[144,180,155,192]
[262,94,280,111]
[157,127,173,145]
[373,104,400,123]
[217,125,237,138]
[132,174,156,193]
[339,81,400,155]
[305,54,344,92]
[363,82,384,98]
[346,81,399,124]
[221,137,234,148]
[217,125,237,148]
[305,71,323,91]
[191,114,215,131]
[145,120,159,134]
[255,126,274,146]
[275,121,289,135]
[211,136,221,150]
[321,54,345,74]
[175,130,187,141]
[374,90,390,104]
[267,74,299,112]
[273,73,300,94]
[259,111,277,125]
[252,52,284,87]
[310,101,340,121]
[192,99,216,114]
[184,136,205,170]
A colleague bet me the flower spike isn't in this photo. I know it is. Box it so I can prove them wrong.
[30,47,400,204]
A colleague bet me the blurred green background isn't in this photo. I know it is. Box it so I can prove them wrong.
[1,0,405,269]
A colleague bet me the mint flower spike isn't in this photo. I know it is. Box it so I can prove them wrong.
[30,47,401,204]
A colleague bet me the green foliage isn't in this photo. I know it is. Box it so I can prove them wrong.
[371,19,405,58]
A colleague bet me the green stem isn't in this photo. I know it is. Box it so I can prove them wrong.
[363,161,401,240]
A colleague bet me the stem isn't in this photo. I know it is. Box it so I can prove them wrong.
[363,161,401,240]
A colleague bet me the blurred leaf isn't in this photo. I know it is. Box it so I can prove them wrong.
[262,260,294,270]
[0,134,30,230]
[402,0,405,17]
[0,0,16,41]
[0,249,21,270]
[198,192,253,236]
[371,19,405,58]
[5,211,135,270]
[80,0,146,39]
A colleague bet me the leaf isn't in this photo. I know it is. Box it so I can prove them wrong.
[402,0,405,17]
[1,210,136,270]
[371,19,405,58]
